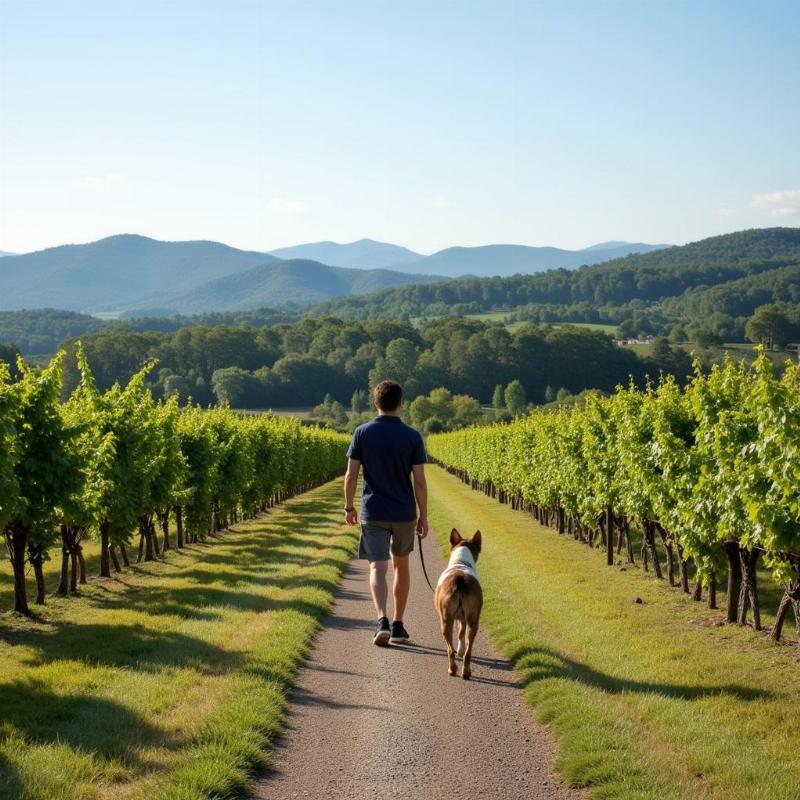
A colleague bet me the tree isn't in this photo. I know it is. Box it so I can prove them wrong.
[0,344,21,373]
[351,389,369,414]
[451,394,483,428]
[746,304,792,350]
[693,327,722,349]
[176,406,218,544]
[504,380,526,416]
[617,319,636,339]
[59,347,116,586]
[669,325,688,343]
[211,367,262,407]
[312,395,348,427]
[407,395,432,430]
[369,338,420,395]
[424,417,446,434]
[492,384,505,409]
[5,354,81,611]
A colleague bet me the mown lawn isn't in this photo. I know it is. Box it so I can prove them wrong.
[426,465,800,800]
[0,481,356,800]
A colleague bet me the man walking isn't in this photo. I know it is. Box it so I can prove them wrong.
[344,380,428,646]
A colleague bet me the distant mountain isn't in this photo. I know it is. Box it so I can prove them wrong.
[0,234,279,312]
[0,251,15,257]
[269,238,424,269]
[146,259,445,314]
[387,241,669,278]
[0,232,669,314]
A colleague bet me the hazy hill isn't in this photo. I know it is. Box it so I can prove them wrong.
[390,241,667,277]
[307,228,800,318]
[582,240,667,253]
[153,258,445,313]
[0,251,14,257]
[269,238,423,269]
[0,234,279,312]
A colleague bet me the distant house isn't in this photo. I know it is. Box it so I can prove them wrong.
[614,335,655,346]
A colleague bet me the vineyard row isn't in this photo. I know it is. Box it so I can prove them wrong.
[428,353,800,645]
[0,347,348,614]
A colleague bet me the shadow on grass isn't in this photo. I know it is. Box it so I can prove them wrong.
[0,680,171,768]
[506,643,774,702]
[8,621,242,673]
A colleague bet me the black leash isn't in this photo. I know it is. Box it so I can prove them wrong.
[417,533,435,592]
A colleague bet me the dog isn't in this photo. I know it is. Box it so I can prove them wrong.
[434,528,483,679]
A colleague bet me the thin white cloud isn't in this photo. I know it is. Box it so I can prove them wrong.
[266,197,308,215]
[749,189,800,217]
[717,206,737,217]
[77,172,128,192]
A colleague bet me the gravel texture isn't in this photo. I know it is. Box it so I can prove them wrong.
[254,537,583,800]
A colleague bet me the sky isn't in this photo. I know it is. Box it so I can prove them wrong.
[1,0,799,255]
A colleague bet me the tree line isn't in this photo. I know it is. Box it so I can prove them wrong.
[428,353,800,645]
[0,307,298,356]
[0,347,347,614]
[55,316,693,412]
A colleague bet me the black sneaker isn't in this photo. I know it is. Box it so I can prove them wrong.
[389,620,410,644]
[373,616,391,646]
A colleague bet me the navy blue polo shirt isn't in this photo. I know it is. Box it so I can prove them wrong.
[346,415,427,522]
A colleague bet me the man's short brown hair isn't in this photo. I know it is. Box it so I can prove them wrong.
[373,380,402,412]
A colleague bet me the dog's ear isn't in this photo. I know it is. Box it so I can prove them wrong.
[472,530,482,551]
[450,528,463,547]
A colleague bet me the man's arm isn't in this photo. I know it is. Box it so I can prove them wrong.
[344,458,360,525]
[412,463,428,538]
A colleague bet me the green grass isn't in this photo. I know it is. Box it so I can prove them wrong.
[0,481,357,800]
[426,465,800,800]
[413,309,618,334]
[552,321,618,334]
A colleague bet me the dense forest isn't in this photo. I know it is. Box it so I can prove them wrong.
[0,308,296,355]
[57,316,692,410]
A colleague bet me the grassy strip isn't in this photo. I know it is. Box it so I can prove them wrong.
[427,465,800,800]
[0,480,357,800]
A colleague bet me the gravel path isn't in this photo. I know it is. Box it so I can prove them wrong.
[254,534,582,800]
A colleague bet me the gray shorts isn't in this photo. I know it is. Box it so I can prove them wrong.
[358,519,416,561]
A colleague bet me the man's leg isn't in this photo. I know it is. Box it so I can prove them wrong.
[369,559,389,619]
[391,553,410,621]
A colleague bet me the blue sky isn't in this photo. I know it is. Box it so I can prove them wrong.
[1,0,798,255]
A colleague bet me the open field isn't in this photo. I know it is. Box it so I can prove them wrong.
[413,309,619,335]
[426,465,800,800]
[0,481,357,800]
[622,341,798,362]
[552,321,618,334]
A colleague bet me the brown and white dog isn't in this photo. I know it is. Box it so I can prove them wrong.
[434,528,483,679]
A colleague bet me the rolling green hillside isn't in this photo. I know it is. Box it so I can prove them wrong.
[152,259,445,312]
